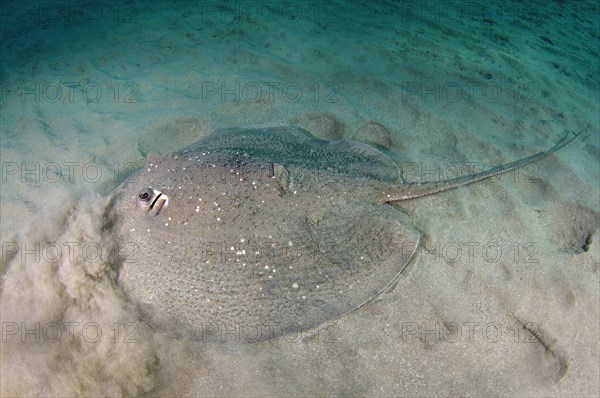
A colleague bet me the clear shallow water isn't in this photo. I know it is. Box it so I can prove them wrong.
[1,1,598,396]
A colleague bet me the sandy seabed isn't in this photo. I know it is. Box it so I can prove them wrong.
[1,1,598,396]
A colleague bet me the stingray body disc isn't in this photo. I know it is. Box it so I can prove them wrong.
[108,128,419,343]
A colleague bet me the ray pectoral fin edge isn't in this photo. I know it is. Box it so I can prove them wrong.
[378,129,583,203]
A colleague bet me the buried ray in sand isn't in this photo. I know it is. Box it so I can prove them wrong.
[106,127,581,343]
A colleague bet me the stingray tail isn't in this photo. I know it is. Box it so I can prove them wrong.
[378,129,583,203]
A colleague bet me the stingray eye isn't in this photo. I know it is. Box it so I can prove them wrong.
[138,189,151,201]
[136,187,169,216]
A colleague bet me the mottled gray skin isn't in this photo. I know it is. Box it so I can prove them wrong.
[106,127,578,343]
[107,128,420,343]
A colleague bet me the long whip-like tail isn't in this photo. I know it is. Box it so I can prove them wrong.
[378,129,583,203]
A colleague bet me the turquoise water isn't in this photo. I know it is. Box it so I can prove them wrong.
[1,1,598,396]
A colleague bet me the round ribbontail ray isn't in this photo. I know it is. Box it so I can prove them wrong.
[106,127,420,343]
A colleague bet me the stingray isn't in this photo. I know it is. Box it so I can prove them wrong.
[106,127,580,343]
